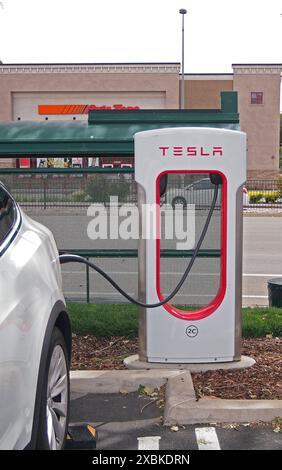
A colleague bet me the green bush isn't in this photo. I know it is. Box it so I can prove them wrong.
[249,193,263,204]
[265,195,279,204]
[277,175,282,197]
[86,175,109,203]
[86,175,131,203]
[72,190,86,202]
[248,190,280,204]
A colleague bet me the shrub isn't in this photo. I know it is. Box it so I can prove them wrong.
[72,191,86,202]
[249,191,263,204]
[86,175,131,203]
[249,190,279,204]
[277,175,282,197]
[265,195,279,204]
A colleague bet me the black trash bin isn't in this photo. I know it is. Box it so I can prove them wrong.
[268,278,282,308]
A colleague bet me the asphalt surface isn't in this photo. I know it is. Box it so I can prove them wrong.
[28,211,282,307]
[243,217,282,306]
[69,392,282,450]
[60,213,282,450]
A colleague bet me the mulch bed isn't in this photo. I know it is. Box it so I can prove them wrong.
[193,337,282,400]
[71,335,138,370]
[71,335,282,400]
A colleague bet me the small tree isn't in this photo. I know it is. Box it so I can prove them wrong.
[277,175,282,198]
[86,174,131,203]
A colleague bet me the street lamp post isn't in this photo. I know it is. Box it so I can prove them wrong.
[179,8,187,109]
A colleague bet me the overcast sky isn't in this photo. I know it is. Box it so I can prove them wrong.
[0,0,281,105]
[0,0,281,68]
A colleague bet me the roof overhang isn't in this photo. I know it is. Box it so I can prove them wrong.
[0,62,181,75]
[232,64,282,75]
[0,92,239,157]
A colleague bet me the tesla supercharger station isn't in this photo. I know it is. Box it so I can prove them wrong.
[134,127,246,363]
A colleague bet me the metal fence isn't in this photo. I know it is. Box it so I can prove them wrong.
[59,248,221,304]
[245,179,282,209]
[0,168,136,209]
[1,167,279,304]
[0,168,281,210]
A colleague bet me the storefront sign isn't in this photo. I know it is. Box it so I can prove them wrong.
[38,104,140,115]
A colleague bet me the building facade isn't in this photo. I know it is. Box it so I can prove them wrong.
[0,62,281,178]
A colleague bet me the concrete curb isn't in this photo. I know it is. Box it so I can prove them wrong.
[163,371,282,426]
[70,370,282,425]
[70,369,182,397]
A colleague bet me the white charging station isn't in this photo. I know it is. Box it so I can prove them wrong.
[135,127,246,363]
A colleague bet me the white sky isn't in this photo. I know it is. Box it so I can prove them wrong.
[0,0,281,105]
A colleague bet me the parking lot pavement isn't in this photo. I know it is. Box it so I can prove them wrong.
[30,213,282,306]
[70,392,282,450]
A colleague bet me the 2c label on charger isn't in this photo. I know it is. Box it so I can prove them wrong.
[186,325,198,338]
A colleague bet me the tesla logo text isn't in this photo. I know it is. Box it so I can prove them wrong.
[186,325,199,338]
[158,146,223,157]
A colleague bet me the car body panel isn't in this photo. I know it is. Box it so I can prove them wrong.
[0,186,65,450]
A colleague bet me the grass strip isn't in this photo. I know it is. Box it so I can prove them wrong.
[67,302,282,338]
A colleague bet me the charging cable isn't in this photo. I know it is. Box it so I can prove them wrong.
[59,183,219,308]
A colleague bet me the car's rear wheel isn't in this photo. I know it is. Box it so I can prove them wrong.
[36,327,70,450]
[171,196,187,210]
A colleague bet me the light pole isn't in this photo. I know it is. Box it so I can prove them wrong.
[179,8,187,109]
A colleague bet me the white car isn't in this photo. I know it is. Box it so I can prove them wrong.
[165,178,249,208]
[0,182,71,450]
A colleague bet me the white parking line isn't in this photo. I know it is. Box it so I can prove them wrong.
[243,295,268,299]
[61,271,219,276]
[195,427,220,450]
[64,289,270,300]
[243,274,282,277]
[137,436,161,450]
[64,292,269,299]
[162,293,215,297]
[64,291,135,296]
[62,271,282,277]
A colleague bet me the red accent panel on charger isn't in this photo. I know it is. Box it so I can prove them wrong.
[155,170,227,321]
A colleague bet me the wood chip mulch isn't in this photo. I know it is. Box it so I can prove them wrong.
[71,335,282,400]
[71,334,138,370]
[192,337,282,400]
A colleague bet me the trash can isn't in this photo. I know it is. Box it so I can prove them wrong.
[268,278,282,308]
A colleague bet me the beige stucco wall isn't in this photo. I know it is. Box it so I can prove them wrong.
[233,69,281,179]
[0,69,179,122]
[183,78,233,109]
[0,64,180,167]
[0,64,281,177]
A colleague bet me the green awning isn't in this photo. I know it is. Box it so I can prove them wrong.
[0,92,239,157]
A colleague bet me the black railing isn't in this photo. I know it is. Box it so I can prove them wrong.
[59,248,221,303]
[0,168,281,209]
[0,168,136,208]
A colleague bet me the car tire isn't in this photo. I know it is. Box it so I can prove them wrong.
[36,327,70,450]
[171,196,187,210]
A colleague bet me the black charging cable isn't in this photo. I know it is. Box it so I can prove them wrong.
[59,183,219,308]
